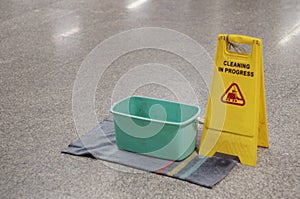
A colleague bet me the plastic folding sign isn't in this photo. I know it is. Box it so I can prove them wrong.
[199,34,269,166]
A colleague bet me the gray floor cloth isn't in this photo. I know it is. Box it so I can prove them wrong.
[63,116,236,188]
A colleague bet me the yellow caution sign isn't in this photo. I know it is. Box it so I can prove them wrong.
[198,34,269,166]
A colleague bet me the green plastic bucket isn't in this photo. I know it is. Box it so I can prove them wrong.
[110,96,201,161]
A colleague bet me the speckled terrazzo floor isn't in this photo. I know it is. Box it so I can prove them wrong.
[1,0,299,198]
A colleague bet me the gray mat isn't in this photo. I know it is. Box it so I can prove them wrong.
[62,116,236,188]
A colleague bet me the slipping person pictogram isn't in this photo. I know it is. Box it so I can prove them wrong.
[221,83,245,106]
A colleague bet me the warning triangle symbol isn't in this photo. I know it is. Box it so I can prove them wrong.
[221,83,245,106]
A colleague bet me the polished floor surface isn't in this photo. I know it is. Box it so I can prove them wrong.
[1,0,299,198]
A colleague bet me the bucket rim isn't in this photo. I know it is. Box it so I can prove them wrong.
[110,95,201,126]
